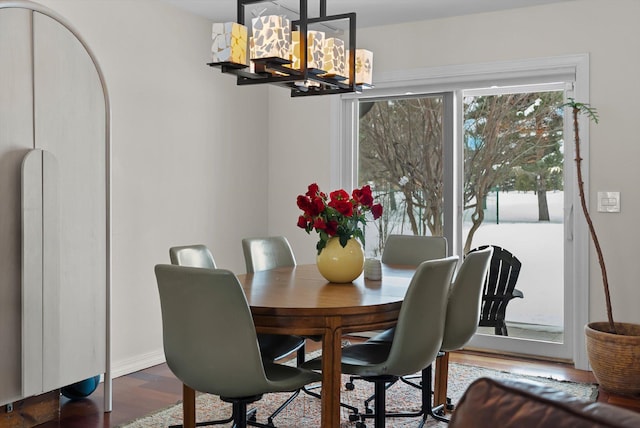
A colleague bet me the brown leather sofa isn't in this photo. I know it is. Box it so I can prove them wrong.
[449,377,640,428]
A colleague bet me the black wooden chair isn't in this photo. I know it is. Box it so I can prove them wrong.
[469,245,523,336]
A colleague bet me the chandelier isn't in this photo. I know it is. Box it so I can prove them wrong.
[208,0,373,97]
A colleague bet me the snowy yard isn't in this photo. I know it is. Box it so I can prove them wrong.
[365,190,566,333]
[464,191,564,328]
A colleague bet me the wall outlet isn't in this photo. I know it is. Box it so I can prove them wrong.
[597,191,620,213]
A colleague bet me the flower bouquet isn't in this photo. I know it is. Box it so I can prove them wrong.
[296,183,383,255]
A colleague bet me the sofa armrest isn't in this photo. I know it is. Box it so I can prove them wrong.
[449,377,640,428]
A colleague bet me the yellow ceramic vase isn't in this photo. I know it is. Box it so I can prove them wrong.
[316,237,365,283]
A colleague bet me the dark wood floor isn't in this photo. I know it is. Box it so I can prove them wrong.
[35,338,639,428]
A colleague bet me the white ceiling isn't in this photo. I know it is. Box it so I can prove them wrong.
[161,0,576,28]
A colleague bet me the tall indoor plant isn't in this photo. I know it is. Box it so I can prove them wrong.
[566,99,640,395]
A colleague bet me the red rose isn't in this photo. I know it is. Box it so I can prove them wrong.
[311,197,325,216]
[352,186,374,207]
[297,215,309,228]
[297,195,310,211]
[329,199,354,217]
[313,218,327,230]
[371,203,383,219]
[325,220,338,236]
[298,194,326,217]
[297,183,384,251]
[329,189,349,202]
[306,183,320,197]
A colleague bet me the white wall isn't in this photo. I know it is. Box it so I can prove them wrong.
[267,0,640,327]
[38,0,270,376]
[31,0,640,377]
[266,86,338,263]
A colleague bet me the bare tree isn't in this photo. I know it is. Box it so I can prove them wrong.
[359,97,444,245]
[359,91,564,255]
[463,92,563,252]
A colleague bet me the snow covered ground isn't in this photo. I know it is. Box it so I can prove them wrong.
[464,191,564,329]
[363,189,565,337]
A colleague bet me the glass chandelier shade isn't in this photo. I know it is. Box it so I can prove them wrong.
[208,0,373,97]
[211,22,248,65]
[250,15,291,60]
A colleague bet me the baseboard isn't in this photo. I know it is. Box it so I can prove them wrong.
[111,349,166,379]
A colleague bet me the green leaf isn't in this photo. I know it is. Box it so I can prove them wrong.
[562,97,599,124]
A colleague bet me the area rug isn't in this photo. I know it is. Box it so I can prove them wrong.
[119,362,597,428]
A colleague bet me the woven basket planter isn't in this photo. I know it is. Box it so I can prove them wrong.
[585,322,640,396]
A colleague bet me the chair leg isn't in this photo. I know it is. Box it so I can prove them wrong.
[233,402,247,428]
[265,389,300,425]
[356,367,452,425]
[168,404,237,427]
[264,342,307,426]
[422,365,450,425]
[169,417,235,428]
[213,396,270,428]
[363,379,398,414]
[296,345,305,366]
[373,379,387,428]
[300,381,361,415]
[270,339,360,422]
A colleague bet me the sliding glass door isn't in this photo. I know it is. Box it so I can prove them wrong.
[462,87,566,345]
[340,61,589,365]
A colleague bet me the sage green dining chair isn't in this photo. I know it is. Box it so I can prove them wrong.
[169,244,216,269]
[242,236,296,273]
[155,264,321,428]
[345,235,448,406]
[380,234,448,266]
[240,236,332,421]
[428,246,494,423]
[363,247,494,425]
[169,244,306,426]
[170,243,305,360]
[303,256,459,428]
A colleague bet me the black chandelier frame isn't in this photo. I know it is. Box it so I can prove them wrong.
[208,0,362,97]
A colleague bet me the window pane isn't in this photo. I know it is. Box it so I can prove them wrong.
[463,90,565,342]
[358,96,444,257]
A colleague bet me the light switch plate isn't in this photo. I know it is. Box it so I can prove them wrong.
[597,191,620,213]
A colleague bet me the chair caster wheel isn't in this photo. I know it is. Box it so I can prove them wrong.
[349,414,359,422]
[356,422,366,428]
[365,408,373,414]
[345,382,355,390]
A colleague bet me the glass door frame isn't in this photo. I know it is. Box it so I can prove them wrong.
[336,54,591,369]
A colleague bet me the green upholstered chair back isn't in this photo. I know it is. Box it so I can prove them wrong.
[441,247,493,351]
[155,264,271,397]
[169,244,216,269]
[381,235,448,266]
[242,236,296,273]
[384,256,458,376]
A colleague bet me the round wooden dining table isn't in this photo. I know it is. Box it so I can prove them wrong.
[181,263,416,428]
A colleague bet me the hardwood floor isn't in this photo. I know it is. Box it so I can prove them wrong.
[34,338,638,427]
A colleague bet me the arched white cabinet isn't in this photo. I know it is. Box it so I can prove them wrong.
[0,0,111,411]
